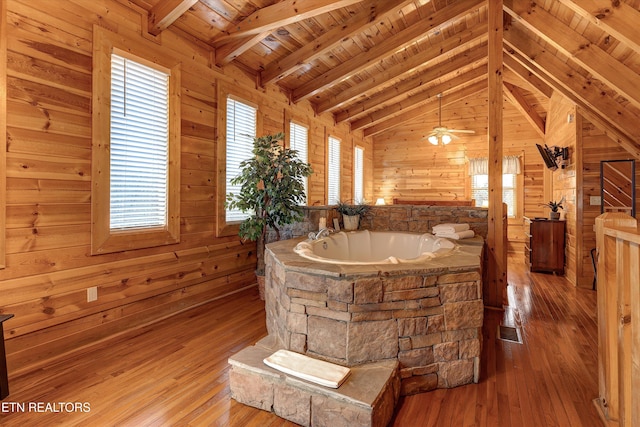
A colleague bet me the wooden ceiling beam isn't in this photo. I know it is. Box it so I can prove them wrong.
[577,106,640,160]
[503,82,546,138]
[335,44,488,123]
[318,24,488,115]
[361,79,487,138]
[212,0,364,44]
[503,54,553,98]
[291,0,484,103]
[148,0,198,36]
[350,66,486,131]
[261,0,416,85]
[504,0,640,110]
[215,31,270,65]
[556,0,640,54]
[504,27,640,157]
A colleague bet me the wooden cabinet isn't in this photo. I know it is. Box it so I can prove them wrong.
[524,218,566,274]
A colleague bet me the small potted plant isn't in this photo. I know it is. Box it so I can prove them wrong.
[335,200,371,230]
[541,196,565,220]
[226,132,313,298]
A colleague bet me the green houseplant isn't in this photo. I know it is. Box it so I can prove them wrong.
[541,196,565,220]
[335,200,370,230]
[226,132,313,290]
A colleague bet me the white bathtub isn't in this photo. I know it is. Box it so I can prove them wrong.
[293,230,456,265]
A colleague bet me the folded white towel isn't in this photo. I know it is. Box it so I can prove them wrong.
[432,223,470,233]
[435,230,475,240]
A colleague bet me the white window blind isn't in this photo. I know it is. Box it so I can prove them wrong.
[226,97,257,222]
[327,136,341,204]
[354,146,364,203]
[290,121,309,205]
[110,54,169,231]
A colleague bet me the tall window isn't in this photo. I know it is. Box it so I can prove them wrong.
[225,97,257,222]
[354,146,364,203]
[469,156,521,218]
[110,54,169,230]
[290,121,309,205]
[327,136,341,204]
[92,27,180,255]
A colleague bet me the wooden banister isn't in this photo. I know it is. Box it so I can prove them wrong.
[594,213,639,427]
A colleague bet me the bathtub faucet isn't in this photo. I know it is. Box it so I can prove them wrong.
[308,227,334,240]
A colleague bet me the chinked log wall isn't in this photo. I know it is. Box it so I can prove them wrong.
[1,0,371,373]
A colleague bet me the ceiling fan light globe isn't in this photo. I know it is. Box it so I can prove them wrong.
[442,134,452,144]
[428,135,439,145]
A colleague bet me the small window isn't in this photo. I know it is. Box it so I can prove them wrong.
[354,146,364,203]
[327,136,341,204]
[290,121,309,205]
[471,174,517,218]
[225,97,257,222]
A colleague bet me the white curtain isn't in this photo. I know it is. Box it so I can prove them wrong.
[469,156,521,175]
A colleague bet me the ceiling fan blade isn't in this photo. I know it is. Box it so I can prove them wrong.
[446,129,476,134]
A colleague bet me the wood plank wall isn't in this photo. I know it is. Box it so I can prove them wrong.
[372,94,546,255]
[1,0,371,373]
[580,119,640,289]
[547,93,578,285]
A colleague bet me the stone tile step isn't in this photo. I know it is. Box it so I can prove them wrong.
[228,342,400,427]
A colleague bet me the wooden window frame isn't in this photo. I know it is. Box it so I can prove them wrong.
[215,83,263,237]
[286,116,310,206]
[0,0,6,267]
[91,26,181,255]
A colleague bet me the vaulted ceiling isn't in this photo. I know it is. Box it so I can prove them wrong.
[134,0,640,156]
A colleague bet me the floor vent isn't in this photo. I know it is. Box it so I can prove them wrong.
[498,325,522,344]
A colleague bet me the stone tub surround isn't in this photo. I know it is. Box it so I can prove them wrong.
[264,236,484,396]
[266,205,488,243]
[229,336,400,427]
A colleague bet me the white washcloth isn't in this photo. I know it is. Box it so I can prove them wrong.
[432,223,470,234]
[435,230,475,240]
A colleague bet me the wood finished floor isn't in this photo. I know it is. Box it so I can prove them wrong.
[1,256,603,426]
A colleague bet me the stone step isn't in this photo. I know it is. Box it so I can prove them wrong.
[228,338,400,427]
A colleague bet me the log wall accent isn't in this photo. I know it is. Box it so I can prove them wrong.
[1,0,371,373]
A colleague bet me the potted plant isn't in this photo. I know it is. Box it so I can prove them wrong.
[335,200,371,231]
[541,196,565,220]
[226,132,313,298]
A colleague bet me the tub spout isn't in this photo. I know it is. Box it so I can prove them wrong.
[308,228,334,240]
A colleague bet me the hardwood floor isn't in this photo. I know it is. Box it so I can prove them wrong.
[0,256,602,426]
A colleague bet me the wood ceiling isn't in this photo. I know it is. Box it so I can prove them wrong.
[133,0,640,156]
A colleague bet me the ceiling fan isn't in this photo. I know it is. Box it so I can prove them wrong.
[425,93,475,145]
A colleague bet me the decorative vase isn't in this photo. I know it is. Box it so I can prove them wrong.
[343,214,360,231]
[549,211,560,220]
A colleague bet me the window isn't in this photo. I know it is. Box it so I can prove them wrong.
[327,136,341,204]
[354,146,364,203]
[290,121,309,205]
[471,174,516,218]
[110,54,169,230]
[92,27,180,255]
[226,97,257,222]
[469,156,521,219]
